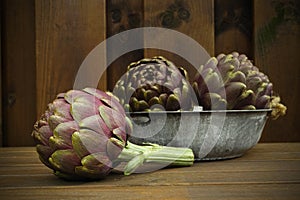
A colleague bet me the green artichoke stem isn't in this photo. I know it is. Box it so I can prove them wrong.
[117,141,194,175]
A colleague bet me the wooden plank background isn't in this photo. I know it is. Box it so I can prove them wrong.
[0,0,299,146]
[143,0,214,80]
[215,0,253,57]
[35,0,107,118]
[0,0,2,147]
[1,0,36,146]
[106,0,144,91]
[254,0,300,142]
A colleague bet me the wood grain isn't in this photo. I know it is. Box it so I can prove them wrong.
[215,0,253,57]
[1,0,299,147]
[143,0,214,78]
[1,166,299,188]
[1,185,299,200]
[254,0,300,142]
[35,0,106,117]
[0,1,2,147]
[1,0,36,146]
[106,0,144,91]
[0,143,299,200]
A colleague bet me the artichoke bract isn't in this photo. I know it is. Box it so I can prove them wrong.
[113,56,194,112]
[32,88,194,180]
[192,52,286,119]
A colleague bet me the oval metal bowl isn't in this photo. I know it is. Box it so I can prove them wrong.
[127,109,271,161]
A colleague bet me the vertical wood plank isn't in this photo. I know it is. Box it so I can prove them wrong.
[35,0,107,117]
[215,0,253,57]
[254,0,300,142]
[106,0,144,91]
[143,0,214,79]
[1,0,36,146]
[0,1,2,146]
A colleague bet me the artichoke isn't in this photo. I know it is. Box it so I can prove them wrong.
[192,52,286,119]
[32,88,194,180]
[113,56,194,112]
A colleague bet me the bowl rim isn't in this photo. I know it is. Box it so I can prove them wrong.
[126,109,272,115]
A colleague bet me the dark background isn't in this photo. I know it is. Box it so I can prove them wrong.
[1,0,299,146]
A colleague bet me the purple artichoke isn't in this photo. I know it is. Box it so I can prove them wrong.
[113,56,194,112]
[192,52,287,119]
[32,88,194,180]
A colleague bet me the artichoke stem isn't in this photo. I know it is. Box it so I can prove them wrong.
[118,141,194,175]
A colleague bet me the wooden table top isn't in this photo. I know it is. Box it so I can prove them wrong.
[0,143,299,200]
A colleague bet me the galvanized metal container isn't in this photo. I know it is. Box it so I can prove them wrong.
[127,109,271,160]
